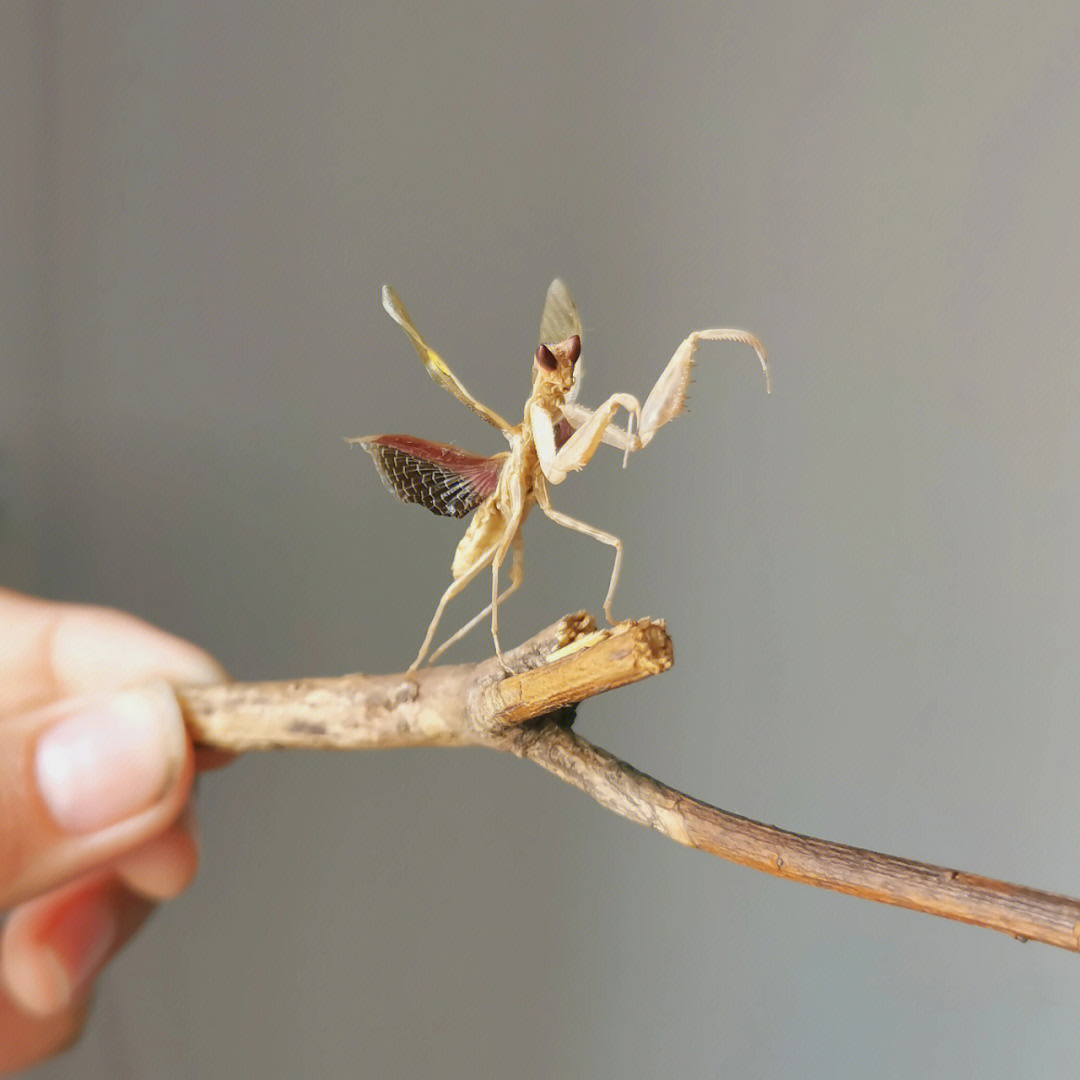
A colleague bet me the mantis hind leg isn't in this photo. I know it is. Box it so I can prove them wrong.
[410,543,499,670]
[428,528,524,665]
[488,523,524,663]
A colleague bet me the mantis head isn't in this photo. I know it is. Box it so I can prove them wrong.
[533,333,581,398]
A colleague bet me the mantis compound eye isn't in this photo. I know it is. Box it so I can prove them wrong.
[535,343,558,371]
[565,334,581,365]
[539,335,581,369]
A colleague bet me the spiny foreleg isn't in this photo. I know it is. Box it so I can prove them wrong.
[638,328,770,447]
[531,392,641,484]
[560,327,770,455]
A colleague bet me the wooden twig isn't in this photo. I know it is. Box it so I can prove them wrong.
[178,613,1080,953]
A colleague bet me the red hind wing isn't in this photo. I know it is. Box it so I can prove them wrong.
[354,434,506,519]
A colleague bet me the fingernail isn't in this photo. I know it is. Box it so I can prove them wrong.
[35,682,187,833]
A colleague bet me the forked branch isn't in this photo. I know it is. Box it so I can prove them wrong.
[179,614,1080,953]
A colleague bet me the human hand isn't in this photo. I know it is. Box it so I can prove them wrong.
[0,588,226,1073]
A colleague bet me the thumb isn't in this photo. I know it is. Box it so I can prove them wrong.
[0,682,195,909]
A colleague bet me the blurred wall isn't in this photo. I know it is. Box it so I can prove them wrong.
[5,2,1080,1077]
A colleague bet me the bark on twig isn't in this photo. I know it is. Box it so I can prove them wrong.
[178,613,1080,954]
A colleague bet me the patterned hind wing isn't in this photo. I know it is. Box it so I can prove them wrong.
[350,434,506,518]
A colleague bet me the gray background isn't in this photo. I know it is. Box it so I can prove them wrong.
[4,2,1080,1076]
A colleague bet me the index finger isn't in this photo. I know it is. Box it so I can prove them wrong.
[0,589,225,718]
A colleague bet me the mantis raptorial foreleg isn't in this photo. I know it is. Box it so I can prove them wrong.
[639,328,770,445]
[428,528,524,665]
[558,402,636,452]
[561,327,771,453]
[531,392,641,484]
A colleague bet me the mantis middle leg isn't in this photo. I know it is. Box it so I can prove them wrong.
[535,486,623,623]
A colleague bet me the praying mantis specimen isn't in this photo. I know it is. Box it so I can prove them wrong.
[351,281,770,670]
